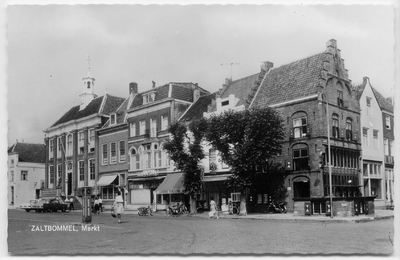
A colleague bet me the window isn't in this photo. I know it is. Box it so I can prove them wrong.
[337,90,343,107]
[79,161,84,181]
[143,92,155,104]
[21,170,28,181]
[10,171,14,182]
[110,142,117,163]
[49,139,54,159]
[140,120,146,135]
[389,140,394,156]
[49,165,54,184]
[119,141,126,162]
[110,114,116,125]
[385,115,391,130]
[345,118,352,141]
[130,148,140,170]
[150,118,157,137]
[130,122,136,137]
[332,114,339,138]
[293,117,307,138]
[89,129,95,152]
[293,147,309,171]
[373,130,379,148]
[78,131,84,154]
[363,128,369,146]
[57,164,62,186]
[153,144,161,168]
[102,144,108,165]
[366,97,372,116]
[161,115,168,131]
[57,137,62,158]
[142,144,151,169]
[89,159,95,180]
[10,159,14,166]
[67,134,73,156]
[384,138,389,155]
[221,100,229,106]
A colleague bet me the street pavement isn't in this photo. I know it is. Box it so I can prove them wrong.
[7,208,395,255]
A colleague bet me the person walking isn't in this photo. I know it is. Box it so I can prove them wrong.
[98,197,103,213]
[94,197,100,214]
[113,191,124,224]
[69,196,74,211]
[209,196,219,219]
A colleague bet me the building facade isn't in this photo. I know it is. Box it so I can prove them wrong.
[125,82,209,210]
[43,64,125,201]
[8,142,46,207]
[250,39,363,215]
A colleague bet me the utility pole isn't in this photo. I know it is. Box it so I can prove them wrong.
[221,62,240,80]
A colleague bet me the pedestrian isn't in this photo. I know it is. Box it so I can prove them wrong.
[94,197,100,214]
[208,196,219,219]
[113,191,124,224]
[98,197,103,213]
[64,196,70,210]
[69,196,74,211]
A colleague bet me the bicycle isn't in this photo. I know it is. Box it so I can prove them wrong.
[230,201,241,215]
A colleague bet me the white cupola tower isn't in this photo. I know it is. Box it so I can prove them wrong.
[79,54,97,110]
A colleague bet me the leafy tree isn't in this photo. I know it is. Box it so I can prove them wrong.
[163,118,207,213]
[205,107,285,214]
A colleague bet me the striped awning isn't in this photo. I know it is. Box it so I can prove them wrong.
[155,172,185,194]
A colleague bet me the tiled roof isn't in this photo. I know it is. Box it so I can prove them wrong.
[179,92,218,122]
[251,52,327,107]
[129,82,208,110]
[51,94,125,127]
[220,73,260,108]
[371,87,394,113]
[8,142,46,164]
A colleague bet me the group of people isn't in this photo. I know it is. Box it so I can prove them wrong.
[92,197,103,214]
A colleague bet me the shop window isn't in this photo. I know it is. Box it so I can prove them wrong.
[370,179,382,199]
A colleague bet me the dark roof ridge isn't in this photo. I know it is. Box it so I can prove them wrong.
[271,51,326,72]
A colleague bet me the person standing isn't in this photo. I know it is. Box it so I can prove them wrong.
[69,196,74,211]
[209,196,219,219]
[94,197,100,214]
[98,197,103,214]
[113,191,124,224]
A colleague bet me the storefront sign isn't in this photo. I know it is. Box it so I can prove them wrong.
[138,170,158,177]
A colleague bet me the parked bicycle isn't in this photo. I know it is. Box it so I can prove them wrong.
[138,205,153,216]
[167,202,188,217]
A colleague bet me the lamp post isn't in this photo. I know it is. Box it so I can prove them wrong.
[320,94,334,218]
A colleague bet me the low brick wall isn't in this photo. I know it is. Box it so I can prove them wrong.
[293,201,305,216]
[333,200,353,217]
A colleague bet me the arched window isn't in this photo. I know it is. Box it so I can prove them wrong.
[292,143,309,171]
[130,148,140,170]
[346,118,352,140]
[332,114,339,138]
[292,111,308,138]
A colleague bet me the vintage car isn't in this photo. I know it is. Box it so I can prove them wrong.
[20,199,49,212]
[42,198,68,213]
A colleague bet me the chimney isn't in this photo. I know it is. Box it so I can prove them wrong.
[193,89,200,102]
[129,82,138,94]
[363,77,369,86]
[261,61,273,72]
[326,39,337,48]
[152,81,156,88]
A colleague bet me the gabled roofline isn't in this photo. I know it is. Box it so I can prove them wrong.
[43,113,105,133]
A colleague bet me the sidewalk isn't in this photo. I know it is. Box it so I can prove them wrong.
[121,208,394,223]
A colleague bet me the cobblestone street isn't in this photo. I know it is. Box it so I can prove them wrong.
[7,209,394,255]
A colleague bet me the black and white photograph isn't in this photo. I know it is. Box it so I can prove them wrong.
[3,0,398,256]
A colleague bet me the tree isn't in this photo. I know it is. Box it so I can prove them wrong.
[205,107,285,215]
[163,118,207,213]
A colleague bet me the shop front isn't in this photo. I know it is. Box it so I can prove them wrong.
[154,172,188,211]
[128,175,164,210]
[202,174,233,212]
[97,173,128,210]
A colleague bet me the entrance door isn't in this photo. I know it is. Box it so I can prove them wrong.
[68,172,72,195]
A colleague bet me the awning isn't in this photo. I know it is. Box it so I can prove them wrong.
[97,175,118,186]
[203,174,231,182]
[155,172,185,194]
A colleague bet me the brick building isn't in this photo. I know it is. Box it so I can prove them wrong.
[250,39,363,215]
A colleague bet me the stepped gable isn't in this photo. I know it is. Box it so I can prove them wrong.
[251,52,328,107]
[371,87,393,113]
[51,94,125,127]
[179,92,218,122]
[8,142,46,164]
[219,73,260,108]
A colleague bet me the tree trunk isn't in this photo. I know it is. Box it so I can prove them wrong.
[240,192,247,216]
[190,195,197,214]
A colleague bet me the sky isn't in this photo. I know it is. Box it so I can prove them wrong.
[3,1,398,147]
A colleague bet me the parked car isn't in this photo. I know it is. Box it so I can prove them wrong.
[43,198,68,213]
[20,199,49,212]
